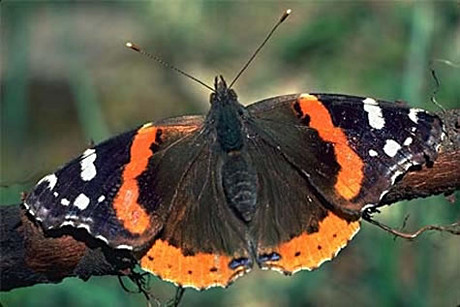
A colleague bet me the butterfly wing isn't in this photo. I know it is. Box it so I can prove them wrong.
[247,93,443,217]
[245,134,360,273]
[25,115,252,289]
[139,137,252,289]
[24,116,205,250]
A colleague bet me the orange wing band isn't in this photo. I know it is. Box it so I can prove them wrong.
[140,239,249,290]
[262,211,360,273]
[296,94,364,200]
[112,124,157,235]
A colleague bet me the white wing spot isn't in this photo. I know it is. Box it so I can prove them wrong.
[391,170,405,184]
[403,137,413,146]
[77,224,91,232]
[95,235,109,244]
[383,139,402,157]
[98,195,106,203]
[60,221,75,227]
[74,193,90,210]
[37,174,58,190]
[361,204,377,213]
[368,149,378,157]
[441,131,447,141]
[115,244,134,250]
[25,204,34,216]
[141,122,153,129]
[53,192,59,197]
[80,149,97,181]
[82,148,95,158]
[408,109,421,124]
[363,98,385,130]
[379,189,390,201]
[61,198,70,206]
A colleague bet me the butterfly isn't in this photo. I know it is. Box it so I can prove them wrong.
[22,10,444,290]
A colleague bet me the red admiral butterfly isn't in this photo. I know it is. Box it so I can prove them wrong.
[23,11,444,290]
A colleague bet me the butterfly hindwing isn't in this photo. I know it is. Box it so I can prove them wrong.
[245,133,360,273]
[140,129,252,289]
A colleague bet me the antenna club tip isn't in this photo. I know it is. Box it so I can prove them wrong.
[280,9,292,22]
[125,41,141,52]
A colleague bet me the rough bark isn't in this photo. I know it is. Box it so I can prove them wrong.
[1,109,459,292]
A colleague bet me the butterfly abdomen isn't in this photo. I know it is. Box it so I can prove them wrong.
[221,153,258,222]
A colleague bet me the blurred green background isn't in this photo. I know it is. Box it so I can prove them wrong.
[1,1,459,306]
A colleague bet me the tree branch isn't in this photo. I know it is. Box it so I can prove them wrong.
[1,109,459,292]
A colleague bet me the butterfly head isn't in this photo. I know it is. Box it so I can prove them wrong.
[210,75,238,106]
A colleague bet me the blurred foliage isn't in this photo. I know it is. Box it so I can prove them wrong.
[1,1,459,307]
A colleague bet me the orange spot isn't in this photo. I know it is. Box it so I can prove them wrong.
[261,211,360,273]
[296,94,364,200]
[113,125,158,234]
[140,239,249,289]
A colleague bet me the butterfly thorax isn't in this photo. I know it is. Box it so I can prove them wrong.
[209,76,246,152]
[209,76,258,222]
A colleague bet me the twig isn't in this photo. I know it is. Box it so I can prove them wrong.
[363,213,460,240]
[166,287,185,307]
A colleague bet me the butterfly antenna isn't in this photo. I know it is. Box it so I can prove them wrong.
[125,42,215,92]
[228,9,292,89]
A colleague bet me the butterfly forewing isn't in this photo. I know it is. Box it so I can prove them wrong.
[24,116,205,250]
[247,93,443,216]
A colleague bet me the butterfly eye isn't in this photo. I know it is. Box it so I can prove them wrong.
[210,93,217,104]
[229,89,238,100]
